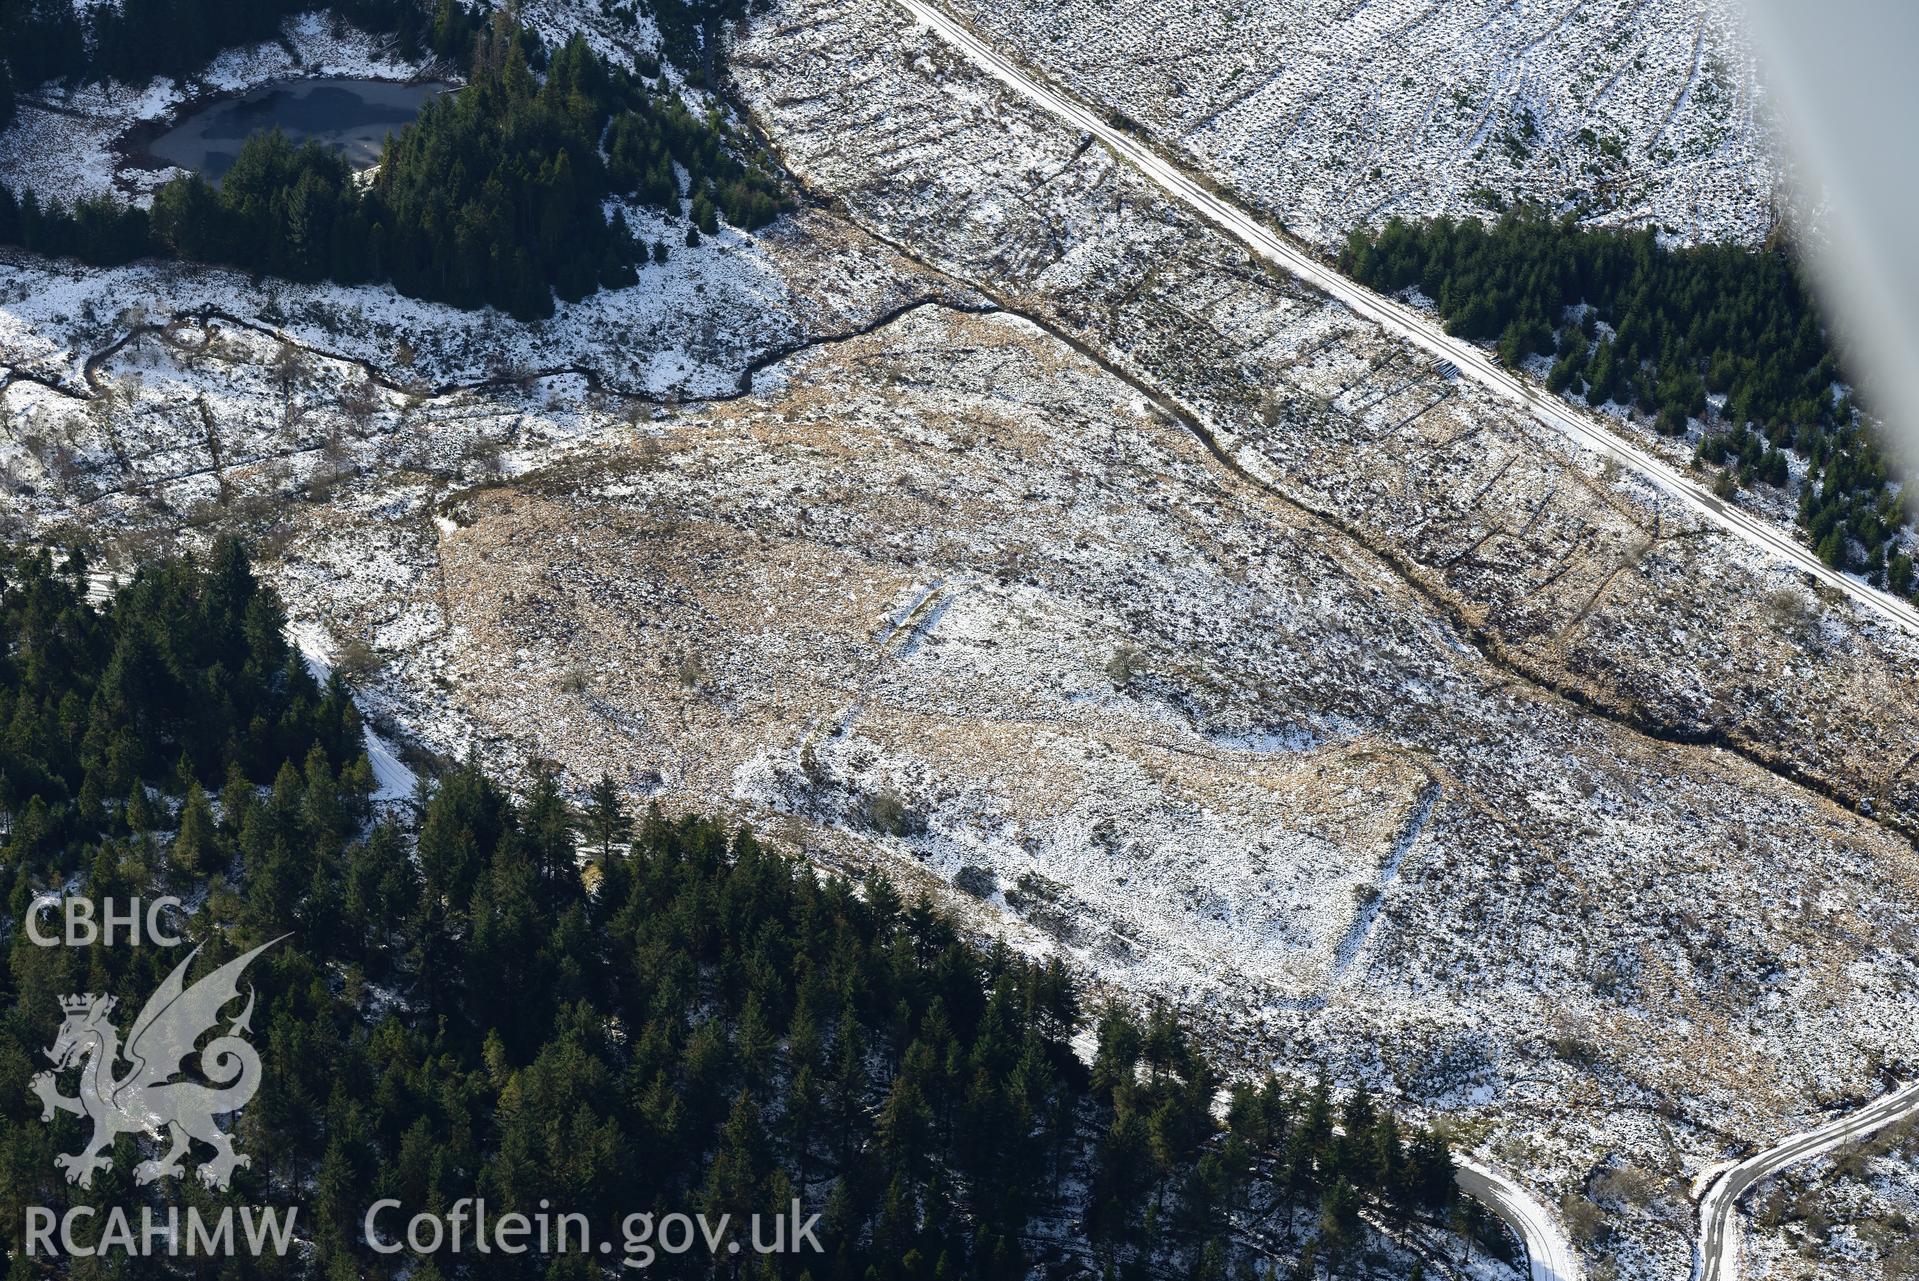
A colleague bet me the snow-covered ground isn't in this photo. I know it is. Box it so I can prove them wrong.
[0,12,431,206]
[290,620,419,803]
[717,5,1919,1276]
[0,203,885,402]
[4,3,1913,1280]
[351,299,1919,1281]
[1739,1113,1919,1281]
[517,0,662,70]
[934,0,1780,251]
[885,0,1916,639]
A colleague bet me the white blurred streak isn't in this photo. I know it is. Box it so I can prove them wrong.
[1744,0,1919,465]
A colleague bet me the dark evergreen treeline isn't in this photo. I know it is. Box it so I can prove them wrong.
[1339,210,1910,586]
[0,542,365,845]
[0,17,789,321]
[0,0,480,112]
[0,184,154,268]
[0,545,1496,1279]
[0,0,79,125]
[361,18,782,316]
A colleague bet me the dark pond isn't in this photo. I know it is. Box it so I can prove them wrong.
[147,78,450,183]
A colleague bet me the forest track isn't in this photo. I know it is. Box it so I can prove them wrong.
[884,0,1919,639]
[1695,1082,1919,1281]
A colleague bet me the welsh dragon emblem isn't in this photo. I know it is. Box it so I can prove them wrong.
[30,938,282,1190]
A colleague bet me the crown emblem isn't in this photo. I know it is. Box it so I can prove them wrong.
[59,994,110,1017]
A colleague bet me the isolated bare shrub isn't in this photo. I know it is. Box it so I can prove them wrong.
[865,790,921,838]
[1763,587,1816,643]
[1560,1193,1606,1245]
[336,639,384,684]
[953,865,996,898]
[1592,1163,1659,1209]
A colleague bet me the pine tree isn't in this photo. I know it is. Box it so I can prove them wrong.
[704,1091,774,1221]
[171,780,215,873]
[580,771,631,862]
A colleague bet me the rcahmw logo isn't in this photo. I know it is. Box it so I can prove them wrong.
[21,893,297,1258]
